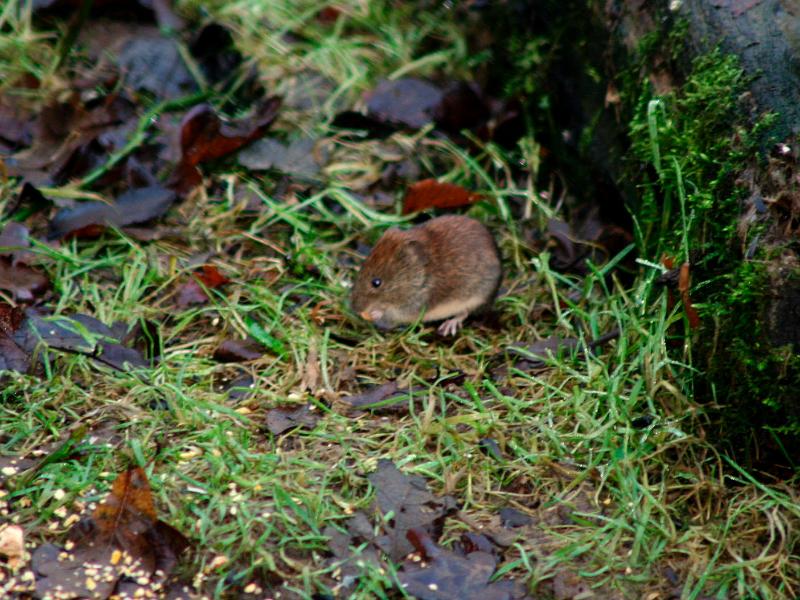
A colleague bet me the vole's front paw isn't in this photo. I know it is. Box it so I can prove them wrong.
[437,311,468,336]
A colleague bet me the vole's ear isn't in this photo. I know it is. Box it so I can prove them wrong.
[399,239,428,266]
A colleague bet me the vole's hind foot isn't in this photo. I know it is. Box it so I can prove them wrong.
[437,311,468,337]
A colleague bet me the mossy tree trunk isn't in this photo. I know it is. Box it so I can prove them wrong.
[510,0,800,461]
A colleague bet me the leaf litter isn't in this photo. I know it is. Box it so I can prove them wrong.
[31,466,188,600]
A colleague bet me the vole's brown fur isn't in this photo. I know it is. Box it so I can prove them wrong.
[350,215,501,335]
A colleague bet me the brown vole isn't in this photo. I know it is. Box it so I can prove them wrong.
[350,215,501,335]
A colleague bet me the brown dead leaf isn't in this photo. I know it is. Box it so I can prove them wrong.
[176,265,230,308]
[367,460,457,561]
[0,302,32,373]
[266,404,320,435]
[300,343,320,392]
[0,258,49,301]
[170,97,281,193]
[402,179,481,214]
[32,467,188,599]
[213,337,264,362]
[678,262,701,329]
[399,528,524,600]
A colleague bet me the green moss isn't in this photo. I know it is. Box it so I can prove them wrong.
[628,47,800,449]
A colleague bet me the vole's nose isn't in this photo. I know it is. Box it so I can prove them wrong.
[360,308,384,322]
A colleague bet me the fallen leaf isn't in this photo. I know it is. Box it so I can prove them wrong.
[498,507,532,529]
[367,460,457,561]
[322,512,383,595]
[431,81,490,136]
[402,179,481,214]
[189,23,243,87]
[1,181,52,220]
[0,525,25,569]
[678,262,701,329]
[300,344,320,392]
[116,29,196,100]
[0,100,35,149]
[238,136,328,181]
[222,374,255,401]
[170,97,281,193]
[0,303,32,373]
[32,467,188,599]
[213,338,264,362]
[366,78,443,130]
[0,222,30,256]
[1,311,150,374]
[176,265,230,308]
[7,93,136,186]
[266,404,319,435]
[48,185,177,239]
[399,528,522,600]
[0,259,49,301]
[503,329,620,373]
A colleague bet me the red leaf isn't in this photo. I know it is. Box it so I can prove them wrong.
[176,265,230,308]
[170,97,281,193]
[678,262,701,328]
[402,179,481,214]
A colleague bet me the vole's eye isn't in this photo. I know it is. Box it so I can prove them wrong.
[371,278,382,288]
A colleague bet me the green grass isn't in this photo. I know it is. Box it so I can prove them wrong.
[1,1,800,598]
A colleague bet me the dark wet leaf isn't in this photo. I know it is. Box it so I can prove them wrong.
[432,82,490,136]
[18,312,150,371]
[454,532,497,557]
[2,182,52,220]
[32,467,188,599]
[122,318,162,361]
[322,513,383,595]
[49,185,176,239]
[0,303,32,374]
[0,222,30,255]
[0,259,49,301]
[213,338,264,362]
[329,110,397,139]
[7,94,136,186]
[266,404,319,435]
[367,460,457,561]
[631,415,656,429]
[0,100,35,148]
[342,381,400,407]
[238,137,327,181]
[117,31,196,100]
[399,528,522,600]
[0,224,48,300]
[223,374,255,401]
[189,23,242,87]
[504,329,620,373]
[499,507,532,529]
[341,380,429,413]
[176,265,230,308]
[477,438,503,462]
[366,78,443,130]
[402,179,481,214]
[170,97,281,193]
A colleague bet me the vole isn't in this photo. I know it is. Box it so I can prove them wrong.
[350,215,501,336]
